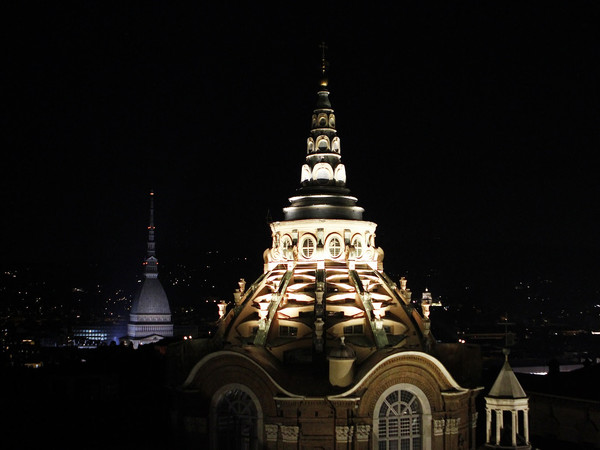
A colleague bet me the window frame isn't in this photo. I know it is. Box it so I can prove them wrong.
[372,383,432,450]
[300,235,316,259]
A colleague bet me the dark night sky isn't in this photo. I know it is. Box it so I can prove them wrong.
[3,2,599,297]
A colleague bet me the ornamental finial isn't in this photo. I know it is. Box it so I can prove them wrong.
[319,42,329,87]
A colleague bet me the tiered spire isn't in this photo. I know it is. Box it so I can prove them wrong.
[283,43,364,221]
[144,190,158,279]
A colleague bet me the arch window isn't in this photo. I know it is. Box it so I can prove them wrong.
[312,162,333,182]
[316,136,330,151]
[334,164,346,183]
[300,235,316,259]
[352,235,364,258]
[332,136,341,153]
[214,387,259,450]
[281,235,293,259]
[327,235,343,258]
[316,167,330,181]
[375,387,425,450]
[301,164,312,183]
[329,114,336,128]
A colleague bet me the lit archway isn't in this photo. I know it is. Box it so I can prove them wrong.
[210,384,263,450]
[373,383,432,450]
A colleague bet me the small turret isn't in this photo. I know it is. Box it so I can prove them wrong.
[328,336,356,387]
[485,348,531,448]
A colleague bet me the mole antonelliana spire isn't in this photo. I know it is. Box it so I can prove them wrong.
[126,190,173,349]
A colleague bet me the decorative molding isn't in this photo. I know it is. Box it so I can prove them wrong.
[336,426,353,443]
[433,418,445,436]
[362,370,441,414]
[355,424,371,441]
[281,425,299,443]
[471,412,478,428]
[265,424,278,441]
[446,417,460,435]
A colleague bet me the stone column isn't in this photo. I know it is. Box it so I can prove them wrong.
[511,410,517,446]
[523,408,530,443]
[486,409,491,443]
[495,410,501,444]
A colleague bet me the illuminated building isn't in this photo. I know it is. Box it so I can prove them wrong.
[172,53,481,449]
[126,191,173,348]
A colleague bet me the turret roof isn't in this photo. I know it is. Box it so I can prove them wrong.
[488,355,527,399]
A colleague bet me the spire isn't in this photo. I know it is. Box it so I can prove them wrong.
[144,190,158,279]
[319,41,329,88]
[488,348,527,398]
[283,44,364,221]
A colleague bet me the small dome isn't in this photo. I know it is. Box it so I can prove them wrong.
[328,337,356,360]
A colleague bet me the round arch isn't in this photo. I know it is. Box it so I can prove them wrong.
[210,383,264,450]
[312,162,333,181]
[372,383,432,450]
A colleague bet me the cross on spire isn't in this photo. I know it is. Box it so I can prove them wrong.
[319,41,328,75]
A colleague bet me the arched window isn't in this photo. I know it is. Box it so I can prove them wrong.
[374,384,431,450]
[332,136,341,153]
[281,235,293,259]
[312,162,333,182]
[300,235,316,259]
[301,164,312,183]
[214,387,260,450]
[316,167,330,181]
[316,135,330,151]
[351,235,363,258]
[334,164,346,183]
[326,235,343,258]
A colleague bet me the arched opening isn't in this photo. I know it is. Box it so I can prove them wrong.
[312,163,333,183]
[212,385,261,450]
[316,135,330,151]
[300,235,316,259]
[332,136,340,152]
[281,235,293,259]
[316,167,330,181]
[373,384,431,450]
[351,235,363,258]
[327,235,342,258]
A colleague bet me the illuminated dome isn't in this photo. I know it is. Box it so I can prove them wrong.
[215,74,432,381]
[177,52,480,450]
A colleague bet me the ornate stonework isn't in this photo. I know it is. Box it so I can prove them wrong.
[434,418,446,436]
[447,417,461,435]
[265,424,278,441]
[336,425,353,443]
[280,425,299,443]
[355,424,371,441]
